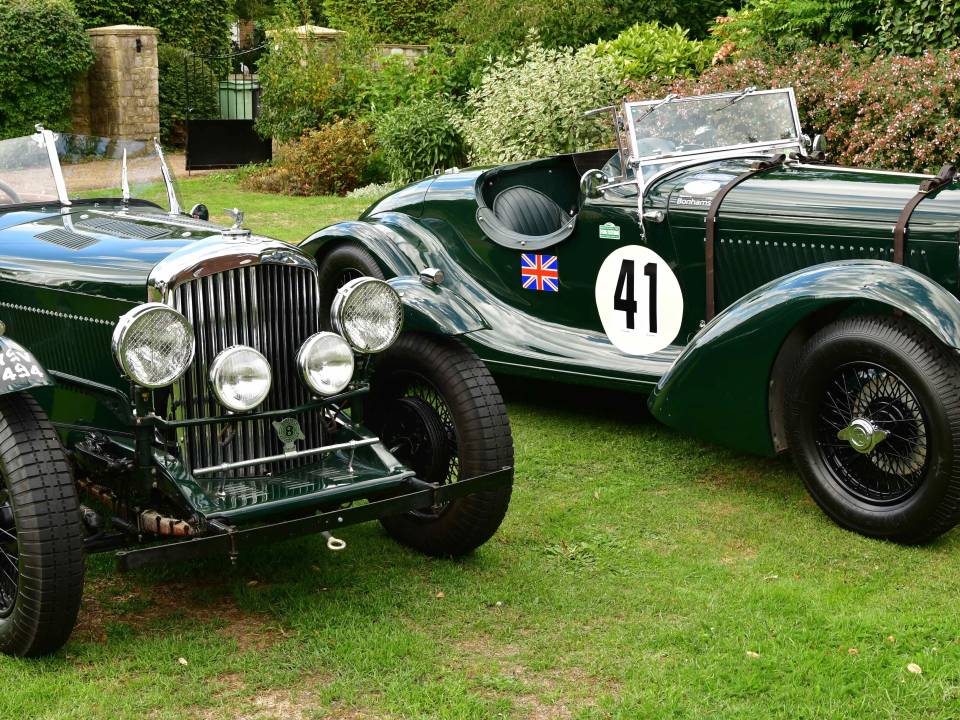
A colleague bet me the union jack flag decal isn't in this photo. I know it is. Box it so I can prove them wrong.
[520,254,559,292]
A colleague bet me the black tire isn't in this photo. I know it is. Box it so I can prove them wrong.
[317,243,385,330]
[0,393,84,657]
[366,333,513,557]
[785,315,960,543]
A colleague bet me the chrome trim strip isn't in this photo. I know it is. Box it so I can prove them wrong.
[790,162,935,179]
[0,301,113,325]
[192,436,380,477]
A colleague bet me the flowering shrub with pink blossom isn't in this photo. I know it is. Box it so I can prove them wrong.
[630,46,960,174]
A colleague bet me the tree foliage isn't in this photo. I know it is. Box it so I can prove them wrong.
[322,0,456,44]
[0,0,94,139]
[877,0,960,54]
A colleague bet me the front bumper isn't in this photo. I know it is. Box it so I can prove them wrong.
[115,466,512,570]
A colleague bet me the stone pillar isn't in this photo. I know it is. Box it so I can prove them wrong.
[77,25,160,140]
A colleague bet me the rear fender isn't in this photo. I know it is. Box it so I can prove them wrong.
[648,260,960,456]
[0,337,53,395]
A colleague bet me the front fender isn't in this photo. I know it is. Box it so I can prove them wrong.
[387,277,487,336]
[0,336,53,395]
[649,260,960,456]
[302,215,487,336]
[299,220,422,277]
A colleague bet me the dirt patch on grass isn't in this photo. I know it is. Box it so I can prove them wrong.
[200,679,386,720]
[74,577,279,649]
[453,636,618,719]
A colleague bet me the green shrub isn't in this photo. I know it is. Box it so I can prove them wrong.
[157,44,219,146]
[878,0,960,54]
[593,22,716,81]
[323,0,456,44]
[363,45,484,116]
[255,30,373,142]
[240,120,374,195]
[459,38,625,164]
[73,0,231,57]
[0,0,94,139]
[630,45,960,174]
[347,180,402,200]
[374,97,466,181]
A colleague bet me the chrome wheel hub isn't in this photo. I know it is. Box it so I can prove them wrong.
[838,418,888,454]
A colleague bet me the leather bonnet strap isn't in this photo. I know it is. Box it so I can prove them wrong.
[704,154,786,321]
[893,163,956,265]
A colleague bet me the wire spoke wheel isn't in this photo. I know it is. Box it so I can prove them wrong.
[336,267,364,289]
[0,478,16,618]
[816,361,929,505]
[380,372,459,519]
[785,315,960,544]
[367,333,513,557]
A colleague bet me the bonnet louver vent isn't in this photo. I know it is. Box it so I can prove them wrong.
[36,228,99,251]
[76,217,170,239]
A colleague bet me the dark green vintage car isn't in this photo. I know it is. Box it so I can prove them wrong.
[0,128,513,657]
[309,87,960,546]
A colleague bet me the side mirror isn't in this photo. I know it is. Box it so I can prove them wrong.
[580,169,609,200]
[189,203,209,221]
[811,134,827,160]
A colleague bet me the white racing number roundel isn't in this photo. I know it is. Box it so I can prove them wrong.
[595,245,683,356]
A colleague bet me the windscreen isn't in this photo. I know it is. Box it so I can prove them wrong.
[0,134,59,207]
[626,89,800,162]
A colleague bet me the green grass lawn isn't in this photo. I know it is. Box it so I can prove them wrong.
[7,175,960,719]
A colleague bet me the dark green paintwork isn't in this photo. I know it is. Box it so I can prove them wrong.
[303,152,960,454]
[0,199,429,527]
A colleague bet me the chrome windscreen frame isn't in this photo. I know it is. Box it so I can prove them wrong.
[35,127,183,212]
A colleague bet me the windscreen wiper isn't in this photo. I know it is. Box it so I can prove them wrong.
[711,86,757,114]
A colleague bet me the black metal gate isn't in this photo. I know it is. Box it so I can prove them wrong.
[184,46,272,171]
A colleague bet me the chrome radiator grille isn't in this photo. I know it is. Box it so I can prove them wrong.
[170,263,324,477]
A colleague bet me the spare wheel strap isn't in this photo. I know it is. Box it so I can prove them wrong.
[704,154,786,321]
[893,163,956,265]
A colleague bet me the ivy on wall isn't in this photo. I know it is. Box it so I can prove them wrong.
[0,0,94,139]
[72,0,232,57]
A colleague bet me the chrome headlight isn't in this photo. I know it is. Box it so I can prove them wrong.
[112,303,194,388]
[209,346,271,412]
[330,277,403,353]
[297,332,354,396]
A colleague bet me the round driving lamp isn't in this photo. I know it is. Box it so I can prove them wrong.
[209,346,272,412]
[330,277,403,353]
[297,332,354,396]
[112,303,194,388]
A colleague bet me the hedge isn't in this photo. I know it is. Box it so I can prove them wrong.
[72,0,231,57]
[0,0,94,139]
[631,45,960,174]
[323,0,456,44]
